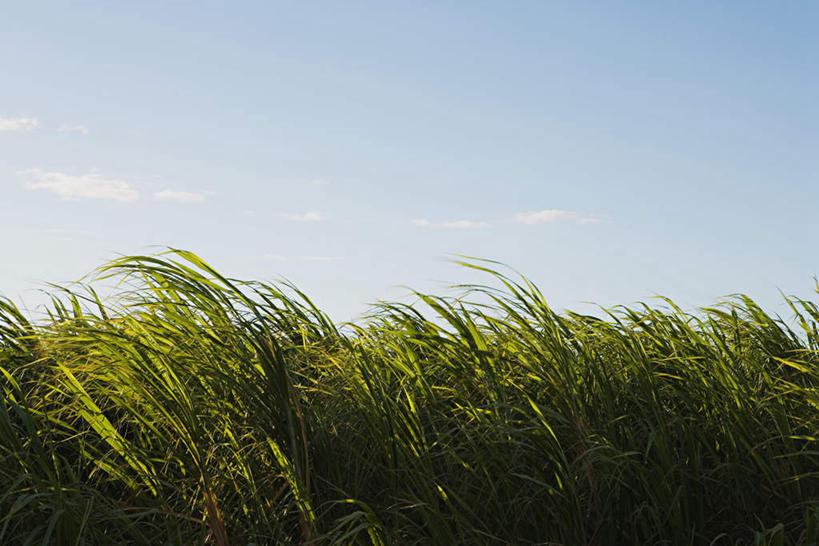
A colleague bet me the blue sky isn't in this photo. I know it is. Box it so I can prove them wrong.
[2,1,817,320]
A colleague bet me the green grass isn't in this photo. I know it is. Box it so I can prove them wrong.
[1,249,817,545]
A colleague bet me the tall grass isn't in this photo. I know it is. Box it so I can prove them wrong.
[0,250,817,544]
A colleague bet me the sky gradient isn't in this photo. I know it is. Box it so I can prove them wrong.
[2,1,818,320]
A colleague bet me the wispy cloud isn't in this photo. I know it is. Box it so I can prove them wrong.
[411,218,489,229]
[57,123,89,135]
[154,189,205,203]
[442,220,490,229]
[514,209,600,225]
[19,169,140,202]
[0,117,39,132]
[282,211,326,222]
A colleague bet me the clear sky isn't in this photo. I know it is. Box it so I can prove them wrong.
[2,2,817,321]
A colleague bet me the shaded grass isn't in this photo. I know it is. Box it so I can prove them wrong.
[0,250,817,544]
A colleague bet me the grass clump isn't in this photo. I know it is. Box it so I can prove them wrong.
[0,250,817,545]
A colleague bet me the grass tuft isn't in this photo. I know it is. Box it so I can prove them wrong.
[0,250,817,544]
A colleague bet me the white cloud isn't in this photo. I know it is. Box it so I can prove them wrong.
[19,169,140,202]
[441,220,490,229]
[412,218,489,229]
[514,209,600,225]
[282,211,326,222]
[57,124,89,135]
[0,117,39,132]
[154,189,205,203]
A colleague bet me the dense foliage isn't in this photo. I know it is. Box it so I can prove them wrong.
[1,250,817,545]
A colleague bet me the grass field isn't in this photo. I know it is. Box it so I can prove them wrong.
[1,249,817,545]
